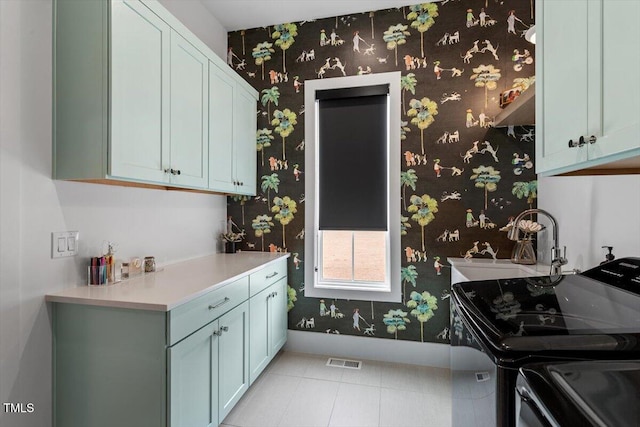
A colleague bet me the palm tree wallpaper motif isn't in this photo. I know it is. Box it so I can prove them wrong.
[271,196,297,248]
[227,0,536,343]
[271,23,298,74]
[261,86,280,118]
[512,180,538,209]
[256,128,274,167]
[407,3,439,58]
[400,169,418,210]
[407,290,438,342]
[401,265,418,305]
[471,64,502,109]
[400,73,417,115]
[252,41,274,80]
[407,96,438,154]
[407,194,438,252]
[271,108,297,160]
[470,165,502,210]
[252,214,274,252]
[383,23,411,66]
[260,173,279,209]
[383,309,411,340]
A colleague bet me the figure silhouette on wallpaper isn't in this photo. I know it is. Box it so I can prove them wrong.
[507,10,525,35]
[293,253,302,269]
[433,159,443,177]
[448,31,460,44]
[479,210,487,228]
[319,300,327,316]
[466,109,478,127]
[466,209,476,228]
[320,29,328,46]
[293,76,302,93]
[466,8,475,27]
[357,66,372,75]
[227,47,240,67]
[353,308,364,331]
[352,31,366,52]
[433,60,443,79]
[434,256,444,275]
[479,8,488,27]
[330,29,338,46]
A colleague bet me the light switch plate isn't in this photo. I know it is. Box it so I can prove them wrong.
[52,231,79,258]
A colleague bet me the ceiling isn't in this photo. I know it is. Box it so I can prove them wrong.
[201,0,429,31]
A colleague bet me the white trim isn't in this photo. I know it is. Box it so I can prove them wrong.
[304,72,402,303]
[284,330,450,369]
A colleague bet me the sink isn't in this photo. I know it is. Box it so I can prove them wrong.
[447,257,550,284]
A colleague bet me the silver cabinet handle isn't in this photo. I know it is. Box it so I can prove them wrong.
[266,271,279,279]
[568,135,596,148]
[208,297,230,310]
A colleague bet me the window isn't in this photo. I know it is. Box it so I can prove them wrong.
[304,72,401,302]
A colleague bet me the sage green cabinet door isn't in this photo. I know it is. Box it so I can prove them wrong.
[168,320,219,427]
[170,31,209,188]
[270,278,288,355]
[233,86,258,195]
[591,0,640,161]
[218,301,250,423]
[209,63,237,193]
[249,287,271,384]
[249,278,288,384]
[536,0,591,173]
[110,0,170,183]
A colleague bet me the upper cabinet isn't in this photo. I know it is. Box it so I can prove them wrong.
[54,0,257,194]
[536,0,640,175]
[209,63,258,195]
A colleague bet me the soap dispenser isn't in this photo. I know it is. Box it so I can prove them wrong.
[600,246,615,265]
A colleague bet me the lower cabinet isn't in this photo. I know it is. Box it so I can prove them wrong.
[169,301,249,427]
[169,319,220,427]
[52,261,286,427]
[249,278,288,384]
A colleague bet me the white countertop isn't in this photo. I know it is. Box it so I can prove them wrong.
[45,252,290,311]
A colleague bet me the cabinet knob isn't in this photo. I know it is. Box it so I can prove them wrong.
[220,326,229,333]
[587,135,597,144]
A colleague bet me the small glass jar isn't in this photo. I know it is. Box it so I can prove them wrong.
[121,262,130,279]
[144,256,156,273]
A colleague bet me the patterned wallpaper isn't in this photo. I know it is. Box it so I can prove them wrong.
[226,0,536,343]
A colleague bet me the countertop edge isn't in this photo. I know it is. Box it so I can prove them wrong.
[45,252,290,311]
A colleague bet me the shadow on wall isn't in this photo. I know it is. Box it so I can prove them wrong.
[227,1,536,343]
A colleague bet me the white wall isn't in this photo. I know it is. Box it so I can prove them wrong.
[0,1,227,426]
[537,174,640,272]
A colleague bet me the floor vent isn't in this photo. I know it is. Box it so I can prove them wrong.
[326,357,362,370]
[475,371,490,382]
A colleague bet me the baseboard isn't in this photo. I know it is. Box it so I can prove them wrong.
[284,330,450,369]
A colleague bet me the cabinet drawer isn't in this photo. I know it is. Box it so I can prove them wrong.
[249,259,287,297]
[168,277,249,345]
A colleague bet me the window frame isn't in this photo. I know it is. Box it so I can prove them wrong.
[304,72,401,303]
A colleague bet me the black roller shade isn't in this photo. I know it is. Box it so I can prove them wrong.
[318,89,388,231]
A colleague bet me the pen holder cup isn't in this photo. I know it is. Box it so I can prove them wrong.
[87,264,114,286]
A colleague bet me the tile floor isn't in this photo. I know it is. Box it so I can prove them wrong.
[221,351,452,427]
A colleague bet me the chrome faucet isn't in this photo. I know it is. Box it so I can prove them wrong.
[508,209,568,275]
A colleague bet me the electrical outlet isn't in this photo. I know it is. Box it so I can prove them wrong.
[52,231,79,258]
